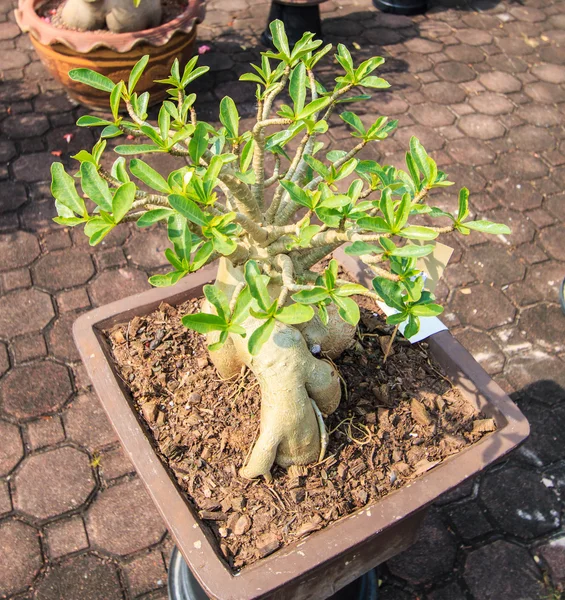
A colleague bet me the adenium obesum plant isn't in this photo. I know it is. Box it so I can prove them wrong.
[51,21,510,479]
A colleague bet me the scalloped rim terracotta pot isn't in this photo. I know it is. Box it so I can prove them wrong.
[15,0,205,110]
[73,251,529,600]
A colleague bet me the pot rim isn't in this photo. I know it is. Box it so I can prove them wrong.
[15,0,205,53]
[73,252,529,600]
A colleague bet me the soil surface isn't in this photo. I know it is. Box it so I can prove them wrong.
[37,0,186,31]
[106,290,495,571]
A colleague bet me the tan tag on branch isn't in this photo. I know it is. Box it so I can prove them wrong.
[415,241,453,293]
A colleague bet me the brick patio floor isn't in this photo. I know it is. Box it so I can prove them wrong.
[1,0,565,597]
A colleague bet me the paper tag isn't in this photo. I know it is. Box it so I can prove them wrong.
[415,241,453,293]
[377,301,448,344]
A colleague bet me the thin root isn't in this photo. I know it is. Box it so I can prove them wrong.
[310,398,328,462]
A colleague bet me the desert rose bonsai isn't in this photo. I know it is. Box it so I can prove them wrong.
[50,20,510,480]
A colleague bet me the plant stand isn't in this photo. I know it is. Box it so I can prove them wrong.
[168,546,379,600]
[261,0,325,48]
[372,0,427,15]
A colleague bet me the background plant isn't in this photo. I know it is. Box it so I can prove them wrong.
[52,21,510,479]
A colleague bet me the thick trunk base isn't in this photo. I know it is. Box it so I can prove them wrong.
[205,259,355,479]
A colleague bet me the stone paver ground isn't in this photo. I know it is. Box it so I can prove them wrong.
[1,0,565,597]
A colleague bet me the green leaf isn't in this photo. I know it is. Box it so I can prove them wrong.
[360,76,390,89]
[219,96,239,139]
[340,111,365,134]
[303,154,329,178]
[391,244,435,258]
[297,96,331,120]
[136,208,174,227]
[344,241,383,256]
[203,284,230,320]
[84,217,114,245]
[457,187,469,222]
[101,125,122,139]
[191,240,214,271]
[110,82,123,121]
[80,162,112,212]
[335,158,358,181]
[189,122,208,164]
[465,220,511,235]
[182,313,227,334]
[289,63,307,115]
[372,277,405,312]
[149,271,186,287]
[270,20,290,59]
[276,303,314,325]
[336,43,354,74]
[394,193,412,230]
[210,230,237,256]
[208,330,230,352]
[69,68,114,92]
[112,182,136,223]
[231,286,252,324]
[248,318,275,356]
[280,180,312,208]
[411,303,444,317]
[292,288,330,305]
[357,216,392,233]
[404,314,420,340]
[115,144,162,155]
[130,158,170,193]
[398,226,439,240]
[167,214,192,261]
[409,137,431,182]
[332,295,360,326]
[169,194,207,227]
[355,56,385,80]
[76,115,113,127]
[158,106,170,142]
[333,283,368,297]
[244,261,271,312]
[128,55,149,94]
[51,163,87,217]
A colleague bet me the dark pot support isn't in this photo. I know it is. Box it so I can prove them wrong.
[168,546,379,600]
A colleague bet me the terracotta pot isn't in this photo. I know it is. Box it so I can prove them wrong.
[73,252,529,600]
[15,0,205,110]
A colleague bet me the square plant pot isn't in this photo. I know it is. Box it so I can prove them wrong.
[73,254,529,600]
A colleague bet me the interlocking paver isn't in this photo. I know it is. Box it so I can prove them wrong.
[0,520,43,597]
[457,114,505,139]
[464,541,541,600]
[481,466,561,538]
[0,361,72,418]
[86,478,166,555]
[44,515,89,558]
[479,71,522,93]
[0,231,39,271]
[387,511,457,584]
[123,549,168,597]
[0,341,8,376]
[26,415,65,450]
[33,250,95,291]
[13,446,95,519]
[63,392,118,449]
[1,0,565,596]
[88,268,151,306]
[33,554,123,600]
[539,223,565,261]
[0,419,23,475]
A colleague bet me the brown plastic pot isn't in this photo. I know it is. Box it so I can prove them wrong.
[15,0,205,110]
[73,253,529,600]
